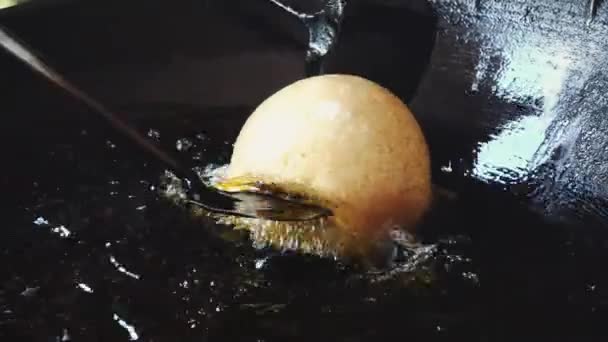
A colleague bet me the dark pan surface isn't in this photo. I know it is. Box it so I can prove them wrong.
[1,0,608,341]
[413,0,608,227]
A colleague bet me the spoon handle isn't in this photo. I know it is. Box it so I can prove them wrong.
[0,25,185,173]
[0,25,239,210]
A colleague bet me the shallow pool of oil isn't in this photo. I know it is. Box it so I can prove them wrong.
[1,106,607,342]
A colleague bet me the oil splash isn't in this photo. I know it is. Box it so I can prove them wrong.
[158,162,477,287]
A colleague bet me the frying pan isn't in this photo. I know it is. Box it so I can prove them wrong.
[2,0,607,228]
[1,0,608,341]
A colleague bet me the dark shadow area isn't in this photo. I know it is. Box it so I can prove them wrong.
[0,0,438,126]
[324,0,437,103]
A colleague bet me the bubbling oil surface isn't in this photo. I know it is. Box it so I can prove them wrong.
[2,106,606,341]
[161,163,434,267]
